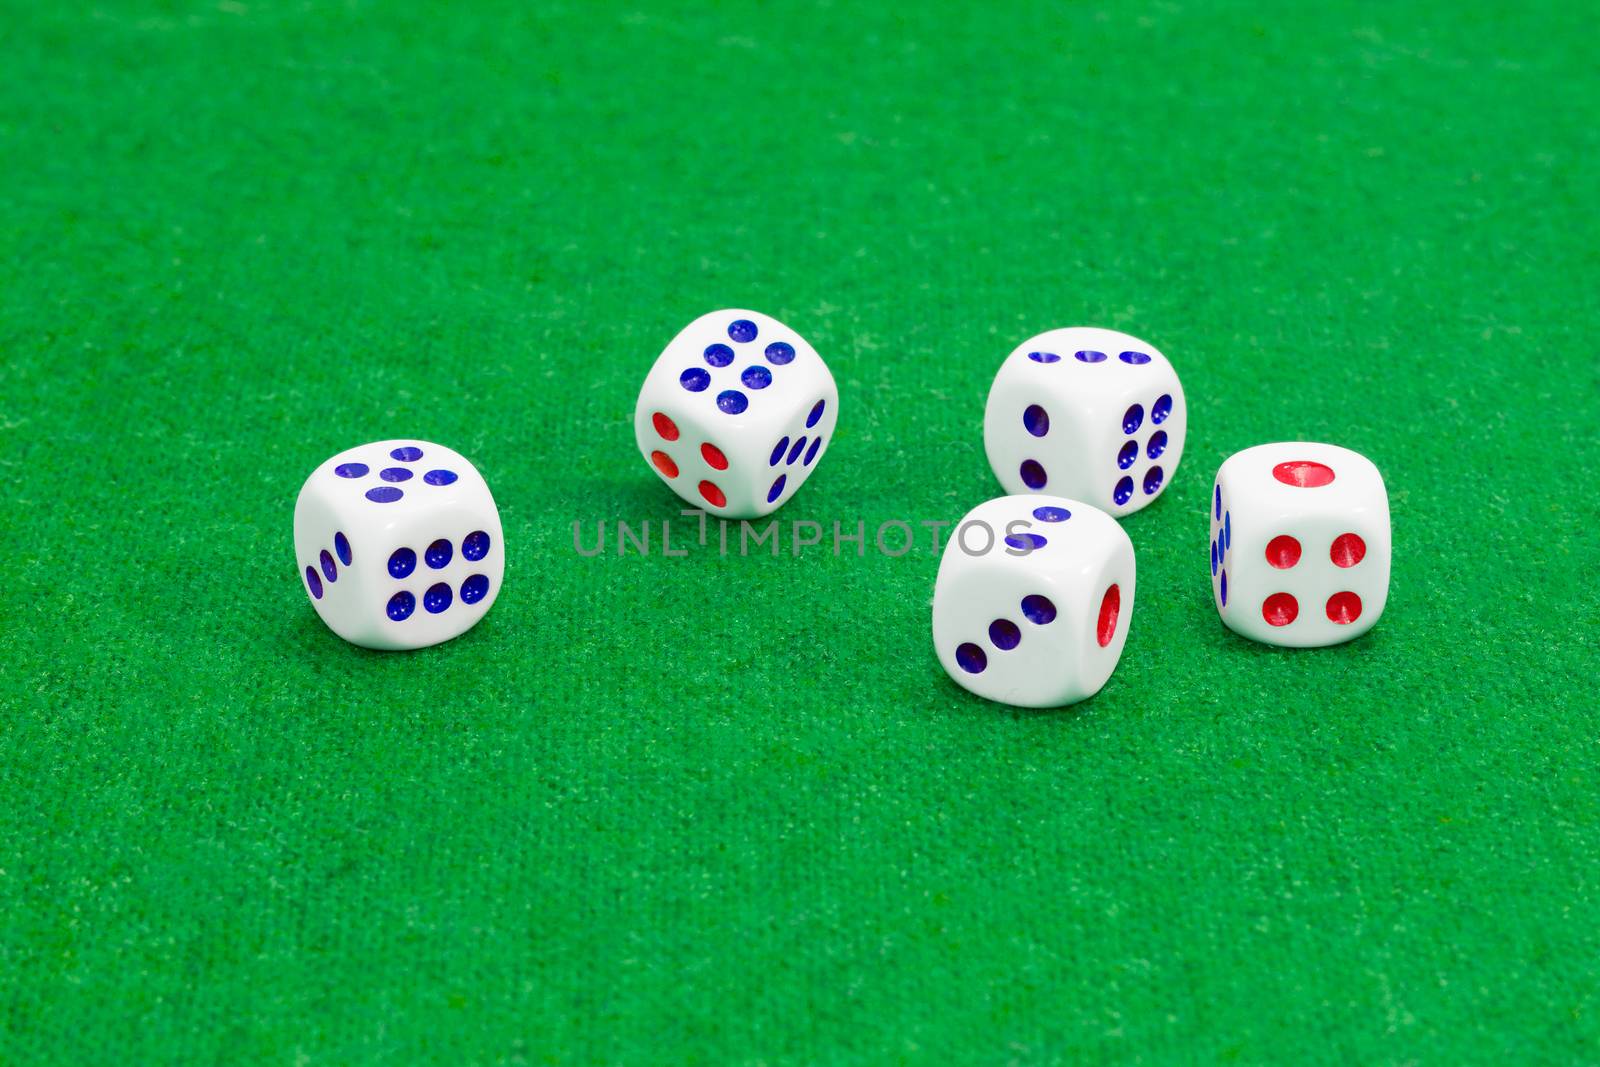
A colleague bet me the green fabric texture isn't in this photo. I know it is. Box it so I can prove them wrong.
[3,1,1596,1062]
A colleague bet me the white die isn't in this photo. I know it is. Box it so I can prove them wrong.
[983,327,1187,517]
[932,495,1136,708]
[634,309,839,519]
[1210,442,1390,648]
[293,440,504,650]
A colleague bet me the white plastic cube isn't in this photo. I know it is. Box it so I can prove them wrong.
[634,309,839,519]
[983,327,1187,517]
[1210,442,1390,647]
[293,440,504,650]
[932,495,1136,708]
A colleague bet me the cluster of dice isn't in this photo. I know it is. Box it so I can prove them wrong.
[294,309,1390,709]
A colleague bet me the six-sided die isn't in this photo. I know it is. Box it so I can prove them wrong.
[634,309,838,519]
[984,327,1187,518]
[932,495,1136,708]
[1210,442,1390,647]
[294,440,504,650]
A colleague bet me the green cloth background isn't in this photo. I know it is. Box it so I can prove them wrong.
[3,1,1596,1062]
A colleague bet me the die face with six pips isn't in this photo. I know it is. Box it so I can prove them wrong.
[293,440,504,650]
[984,327,1187,518]
[634,309,838,519]
[1210,442,1390,648]
[932,495,1136,708]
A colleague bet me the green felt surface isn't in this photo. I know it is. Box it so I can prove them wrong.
[3,1,1597,1063]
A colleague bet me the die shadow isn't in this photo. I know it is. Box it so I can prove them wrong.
[928,655,1096,723]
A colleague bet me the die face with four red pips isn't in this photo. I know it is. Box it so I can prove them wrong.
[1210,442,1390,648]
[634,309,838,520]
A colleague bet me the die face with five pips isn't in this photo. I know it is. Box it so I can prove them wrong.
[293,440,504,650]
[932,495,1136,708]
[1210,442,1390,648]
[984,327,1186,517]
[634,309,838,519]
